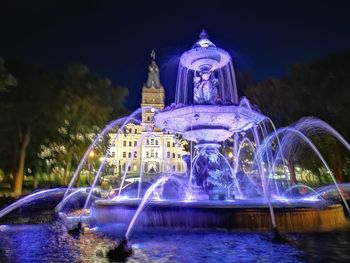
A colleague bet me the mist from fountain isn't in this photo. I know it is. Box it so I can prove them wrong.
[232,136,260,197]
[0,188,68,219]
[281,184,321,199]
[55,187,90,213]
[125,175,171,240]
[117,132,150,199]
[256,126,350,213]
[62,115,141,201]
[81,107,164,214]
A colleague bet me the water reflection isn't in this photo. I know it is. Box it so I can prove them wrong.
[1,223,350,262]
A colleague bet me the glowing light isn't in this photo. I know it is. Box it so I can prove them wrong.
[273,196,291,203]
[197,38,213,47]
[303,196,321,202]
[228,152,233,158]
[89,150,95,158]
[0,225,8,231]
[151,107,155,113]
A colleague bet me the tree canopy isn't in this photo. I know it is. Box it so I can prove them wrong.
[0,60,128,195]
[244,49,350,182]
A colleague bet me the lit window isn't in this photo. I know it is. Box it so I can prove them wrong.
[151,150,154,157]
[155,152,158,158]
[151,139,154,145]
[123,152,126,158]
[110,152,115,158]
[123,141,126,147]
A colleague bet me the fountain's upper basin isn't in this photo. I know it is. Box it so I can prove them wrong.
[180,46,231,71]
[155,104,266,142]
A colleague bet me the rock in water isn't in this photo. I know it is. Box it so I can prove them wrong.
[68,222,82,238]
[271,227,289,244]
[106,238,133,262]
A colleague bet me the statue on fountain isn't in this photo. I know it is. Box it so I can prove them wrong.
[192,148,232,200]
[194,69,219,104]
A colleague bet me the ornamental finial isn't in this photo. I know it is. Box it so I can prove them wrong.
[199,29,209,40]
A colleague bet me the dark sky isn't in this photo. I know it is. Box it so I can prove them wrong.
[1,0,350,110]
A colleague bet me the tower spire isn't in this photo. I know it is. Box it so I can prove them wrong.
[146,49,161,88]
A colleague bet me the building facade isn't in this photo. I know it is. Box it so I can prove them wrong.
[108,52,187,182]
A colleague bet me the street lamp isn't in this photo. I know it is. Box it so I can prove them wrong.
[89,150,95,158]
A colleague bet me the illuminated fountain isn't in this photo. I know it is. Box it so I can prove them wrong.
[1,31,349,238]
[77,31,348,236]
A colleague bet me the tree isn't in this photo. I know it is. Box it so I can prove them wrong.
[0,59,17,184]
[0,61,128,195]
[39,64,128,185]
[244,49,350,183]
[0,58,17,91]
[0,60,60,196]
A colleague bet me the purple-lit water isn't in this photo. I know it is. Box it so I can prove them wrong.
[1,222,350,262]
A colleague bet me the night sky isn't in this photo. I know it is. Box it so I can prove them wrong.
[1,0,350,110]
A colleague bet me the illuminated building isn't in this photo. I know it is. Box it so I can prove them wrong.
[107,51,187,182]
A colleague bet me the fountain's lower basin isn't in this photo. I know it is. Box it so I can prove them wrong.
[89,199,347,231]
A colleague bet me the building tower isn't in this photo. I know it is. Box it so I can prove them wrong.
[141,50,165,129]
[107,50,187,185]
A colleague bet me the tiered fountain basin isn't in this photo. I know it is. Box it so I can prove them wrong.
[155,105,266,142]
[180,46,231,71]
[89,199,346,231]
